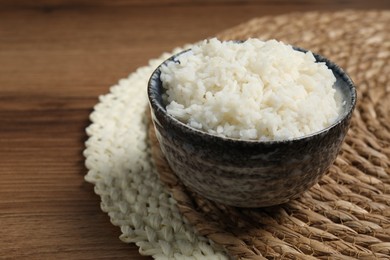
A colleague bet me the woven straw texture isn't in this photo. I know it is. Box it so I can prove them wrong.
[149,10,390,259]
[85,10,390,259]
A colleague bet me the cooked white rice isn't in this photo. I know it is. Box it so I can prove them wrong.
[160,38,339,141]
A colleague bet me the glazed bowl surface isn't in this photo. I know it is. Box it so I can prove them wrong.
[147,46,356,208]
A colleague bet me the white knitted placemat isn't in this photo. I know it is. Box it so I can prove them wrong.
[84,46,228,259]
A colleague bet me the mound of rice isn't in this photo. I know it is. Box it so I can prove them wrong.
[160,38,339,141]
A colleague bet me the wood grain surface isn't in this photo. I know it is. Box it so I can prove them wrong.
[0,1,388,259]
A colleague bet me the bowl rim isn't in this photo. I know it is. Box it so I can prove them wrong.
[147,42,357,145]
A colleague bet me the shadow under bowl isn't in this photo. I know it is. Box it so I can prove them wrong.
[147,47,356,208]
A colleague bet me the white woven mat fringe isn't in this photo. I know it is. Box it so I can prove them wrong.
[84,46,228,259]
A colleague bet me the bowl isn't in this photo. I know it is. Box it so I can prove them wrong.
[147,46,356,208]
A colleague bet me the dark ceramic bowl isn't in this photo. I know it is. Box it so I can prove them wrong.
[148,46,356,208]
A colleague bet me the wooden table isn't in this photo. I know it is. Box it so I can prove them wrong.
[1,1,388,259]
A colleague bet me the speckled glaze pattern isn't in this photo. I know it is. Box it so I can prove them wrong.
[148,47,356,208]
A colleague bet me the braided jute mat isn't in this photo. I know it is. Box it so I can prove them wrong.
[149,10,390,259]
[85,10,390,260]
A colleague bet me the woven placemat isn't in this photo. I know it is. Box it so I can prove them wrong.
[149,10,390,259]
[84,45,229,258]
[85,10,389,259]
